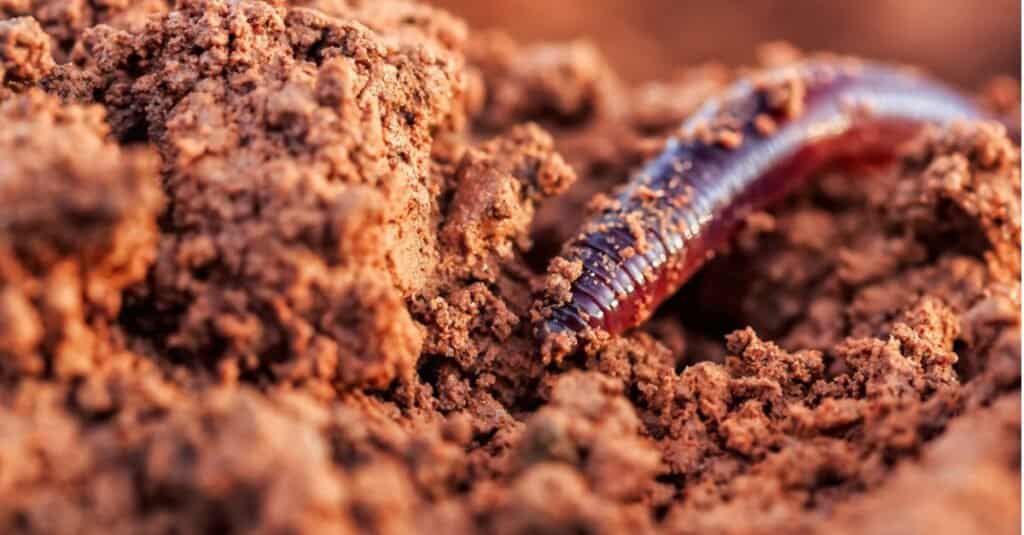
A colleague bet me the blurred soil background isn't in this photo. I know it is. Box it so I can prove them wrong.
[431,0,1021,86]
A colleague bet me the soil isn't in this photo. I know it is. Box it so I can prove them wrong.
[0,1,1019,534]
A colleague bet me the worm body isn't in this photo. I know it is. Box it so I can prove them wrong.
[536,61,985,358]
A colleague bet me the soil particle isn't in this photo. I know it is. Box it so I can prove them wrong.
[0,17,54,96]
[0,91,162,379]
[0,0,170,63]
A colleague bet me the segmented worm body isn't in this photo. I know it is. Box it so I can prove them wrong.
[537,61,985,356]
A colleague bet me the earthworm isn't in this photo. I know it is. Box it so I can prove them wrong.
[536,60,990,359]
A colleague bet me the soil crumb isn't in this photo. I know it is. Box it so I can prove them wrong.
[0,1,1019,533]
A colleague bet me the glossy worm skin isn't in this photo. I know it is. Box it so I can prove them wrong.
[536,61,985,355]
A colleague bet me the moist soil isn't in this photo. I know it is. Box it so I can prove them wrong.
[0,2,1020,534]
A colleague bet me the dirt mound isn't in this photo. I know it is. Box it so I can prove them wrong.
[0,1,1018,533]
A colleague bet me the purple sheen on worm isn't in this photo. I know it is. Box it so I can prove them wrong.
[536,61,989,358]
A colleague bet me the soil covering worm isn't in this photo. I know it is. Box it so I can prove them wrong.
[536,60,989,360]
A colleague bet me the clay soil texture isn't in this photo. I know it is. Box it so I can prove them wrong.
[0,1,1020,534]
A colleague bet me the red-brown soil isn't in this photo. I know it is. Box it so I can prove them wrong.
[0,2,1019,533]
